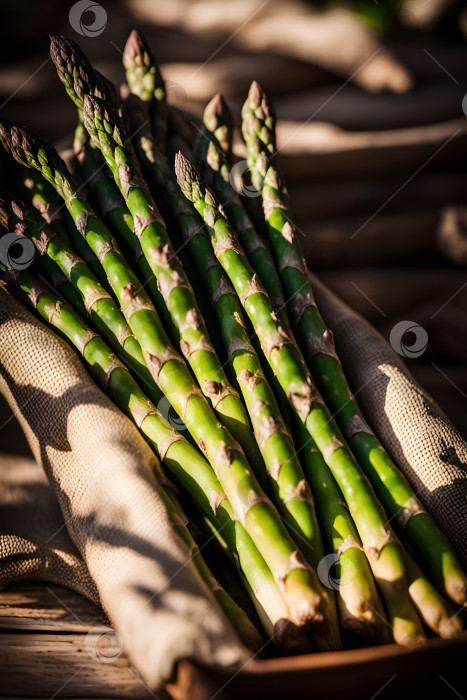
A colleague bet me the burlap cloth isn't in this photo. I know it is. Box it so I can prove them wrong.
[0,287,246,689]
[1,271,466,685]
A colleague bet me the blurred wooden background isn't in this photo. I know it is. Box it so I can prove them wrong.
[0,0,466,444]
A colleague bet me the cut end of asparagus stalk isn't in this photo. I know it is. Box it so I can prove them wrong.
[282,567,328,633]
[337,597,385,639]
[272,619,312,655]
[337,549,388,640]
[446,576,467,609]
[404,554,464,640]
[393,620,427,646]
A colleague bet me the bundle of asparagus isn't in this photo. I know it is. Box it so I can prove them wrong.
[0,30,465,655]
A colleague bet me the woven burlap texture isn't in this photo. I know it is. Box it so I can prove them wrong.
[0,453,99,604]
[0,288,247,689]
[311,273,467,567]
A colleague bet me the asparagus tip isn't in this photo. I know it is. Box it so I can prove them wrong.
[204,92,229,123]
[48,33,63,53]
[0,119,14,157]
[203,93,233,152]
[0,121,42,171]
[175,151,197,195]
[248,80,262,103]
[83,93,118,132]
[49,33,78,64]
[247,79,274,120]
[123,28,145,68]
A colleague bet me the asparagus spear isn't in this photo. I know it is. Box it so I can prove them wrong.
[50,35,120,121]
[51,35,268,470]
[17,167,110,292]
[0,187,161,407]
[242,80,467,609]
[201,91,267,238]
[0,192,86,317]
[82,93,271,474]
[193,121,288,324]
[202,93,233,161]
[175,152,433,644]
[49,37,176,335]
[0,120,329,632]
[73,123,179,340]
[121,87,270,485]
[295,420,387,639]
[122,29,168,153]
[168,167,339,619]
[127,107,344,646]
[149,470,263,650]
[176,203,349,649]
[3,259,309,650]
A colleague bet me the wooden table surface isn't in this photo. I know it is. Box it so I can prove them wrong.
[0,582,170,699]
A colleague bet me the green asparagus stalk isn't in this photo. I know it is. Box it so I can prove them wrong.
[0,120,329,632]
[175,207,347,649]
[295,421,387,639]
[122,29,168,153]
[3,261,309,651]
[0,184,161,407]
[49,35,121,121]
[401,548,463,639]
[18,166,111,294]
[51,35,257,454]
[200,513,312,654]
[0,196,86,317]
[149,134,344,647]
[242,80,467,609]
[193,124,288,324]
[0,259,262,649]
[200,91,267,238]
[175,152,433,645]
[73,123,178,340]
[120,88,270,482]
[81,92,269,473]
[154,475,263,650]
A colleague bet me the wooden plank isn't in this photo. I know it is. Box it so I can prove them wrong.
[0,633,157,698]
[0,583,107,633]
[0,584,170,698]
